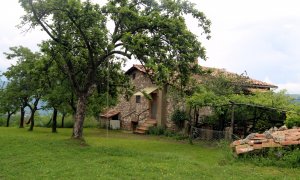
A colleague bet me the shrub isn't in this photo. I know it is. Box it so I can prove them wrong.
[148,126,165,135]
[0,116,4,126]
[171,109,189,129]
[285,116,300,128]
[238,147,300,168]
[282,148,300,168]
[148,126,189,141]
[163,130,176,137]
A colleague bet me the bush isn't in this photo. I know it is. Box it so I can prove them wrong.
[171,109,189,129]
[148,126,189,141]
[285,116,300,128]
[238,147,300,168]
[163,130,177,137]
[148,126,165,135]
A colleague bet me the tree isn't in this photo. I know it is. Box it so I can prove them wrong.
[4,46,44,130]
[0,84,19,127]
[36,50,73,132]
[19,0,211,139]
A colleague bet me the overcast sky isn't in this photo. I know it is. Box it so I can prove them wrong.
[0,0,300,94]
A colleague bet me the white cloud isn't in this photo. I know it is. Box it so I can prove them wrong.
[1,0,300,94]
[277,83,300,94]
[190,0,300,87]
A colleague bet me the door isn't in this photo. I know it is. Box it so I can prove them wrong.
[150,93,158,119]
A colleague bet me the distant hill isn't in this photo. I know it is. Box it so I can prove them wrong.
[289,94,300,103]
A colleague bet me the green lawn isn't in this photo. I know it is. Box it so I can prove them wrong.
[0,127,299,179]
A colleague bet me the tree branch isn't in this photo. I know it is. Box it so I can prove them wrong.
[96,50,132,67]
[29,0,60,43]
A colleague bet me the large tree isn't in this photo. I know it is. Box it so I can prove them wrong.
[19,0,211,139]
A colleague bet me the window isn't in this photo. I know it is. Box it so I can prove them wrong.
[132,73,136,80]
[136,95,141,103]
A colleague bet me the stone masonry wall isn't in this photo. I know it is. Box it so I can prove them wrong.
[112,70,154,130]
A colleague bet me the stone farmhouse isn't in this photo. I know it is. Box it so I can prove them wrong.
[100,64,277,134]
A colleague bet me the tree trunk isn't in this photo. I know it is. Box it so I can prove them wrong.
[230,104,235,140]
[52,108,58,133]
[28,98,40,131]
[19,107,25,128]
[28,111,35,131]
[6,112,12,127]
[72,93,88,139]
[61,112,66,128]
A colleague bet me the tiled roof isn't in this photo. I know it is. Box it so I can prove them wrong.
[126,64,278,89]
[100,110,120,118]
[125,64,146,74]
[200,67,278,88]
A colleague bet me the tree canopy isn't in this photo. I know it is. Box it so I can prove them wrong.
[18,0,211,138]
[187,74,300,133]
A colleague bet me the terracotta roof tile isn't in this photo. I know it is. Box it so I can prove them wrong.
[100,110,120,118]
[126,64,277,89]
[200,66,278,88]
[125,64,146,74]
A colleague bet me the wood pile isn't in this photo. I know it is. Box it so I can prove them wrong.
[231,126,300,155]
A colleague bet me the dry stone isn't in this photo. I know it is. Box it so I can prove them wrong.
[231,126,300,155]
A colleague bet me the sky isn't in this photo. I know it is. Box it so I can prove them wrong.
[0,0,300,94]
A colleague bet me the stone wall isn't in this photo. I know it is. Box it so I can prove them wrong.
[112,70,154,130]
[106,67,214,131]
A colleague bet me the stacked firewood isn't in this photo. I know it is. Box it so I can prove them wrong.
[231,126,300,155]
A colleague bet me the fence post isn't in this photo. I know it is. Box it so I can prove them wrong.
[230,103,235,140]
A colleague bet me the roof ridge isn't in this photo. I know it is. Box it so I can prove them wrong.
[126,64,277,88]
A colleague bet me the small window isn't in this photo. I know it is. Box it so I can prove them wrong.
[136,95,141,103]
[132,73,136,80]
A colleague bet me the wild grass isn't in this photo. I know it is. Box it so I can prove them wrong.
[238,147,300,168]
[0,113,99,128]
[0,127,299,179]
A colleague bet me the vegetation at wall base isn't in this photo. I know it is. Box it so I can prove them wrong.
[171,109,189,129]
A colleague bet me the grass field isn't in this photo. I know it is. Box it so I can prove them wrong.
[0,127,299,179]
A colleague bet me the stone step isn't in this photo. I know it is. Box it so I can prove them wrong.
[133,119,157,135]
[145,120,157,125]
[134,129,147,134]
[142,123,156,127]
[137,126,149,131]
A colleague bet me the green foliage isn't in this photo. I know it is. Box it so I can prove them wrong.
[147,126,188,140]
[17,0,211,137]
[3,46,46,129]
[0,84,19,122]
[187,70,300,131]
[148,126,165,135]
[239,147,300,168]
[187,86,227,107]
[171,109,189,128]
[285,105,300,128]
[285,115,300,128]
